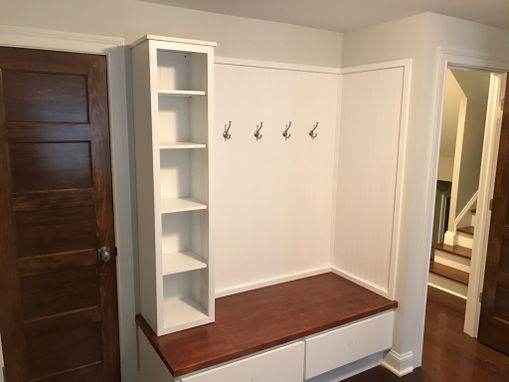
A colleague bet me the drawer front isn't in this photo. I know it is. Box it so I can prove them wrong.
[181,342,304,382]
[305,310,394,379]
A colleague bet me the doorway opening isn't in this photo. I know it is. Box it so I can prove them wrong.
[428,65,507,339]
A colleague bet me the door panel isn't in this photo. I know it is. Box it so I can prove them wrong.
[3,70,89,123]
[9,142,93,191]
[479,77,509,354]
[0,47,120,381]
[15,206,96,258]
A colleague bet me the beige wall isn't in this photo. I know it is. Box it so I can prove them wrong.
[439,69,465,182]
[0,0,342,66]
[342,12,509,368]
[452,69,491,215]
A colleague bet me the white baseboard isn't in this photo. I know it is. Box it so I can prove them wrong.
[215,267,331,298]
[330,267,389,298]
[381,350,414,377]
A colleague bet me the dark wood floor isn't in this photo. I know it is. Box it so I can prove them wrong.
[346,296,509,381]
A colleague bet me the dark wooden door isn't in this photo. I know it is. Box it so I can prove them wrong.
[0,47,120,381]
[479,78,509,355]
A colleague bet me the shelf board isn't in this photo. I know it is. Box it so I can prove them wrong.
[163,297,208,329]
[162,251,207,276]
[160,142,207,150]
[158,90,206,97]
[161,197,207,214]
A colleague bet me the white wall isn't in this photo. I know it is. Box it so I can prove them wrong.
[342,12,509,369]
[0,0,342,67]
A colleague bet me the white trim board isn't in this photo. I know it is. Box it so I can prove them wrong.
[0,25,138,382]
[381,350,414,377]
[331,267,388,298]
[215,267,331,298]
[341,59,413,76]
[215,56,341,75]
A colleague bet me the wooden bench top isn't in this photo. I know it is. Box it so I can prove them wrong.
[136,272,397,377]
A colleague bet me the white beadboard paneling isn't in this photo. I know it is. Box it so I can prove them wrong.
[214,64,338,293]
[334,67,405,296]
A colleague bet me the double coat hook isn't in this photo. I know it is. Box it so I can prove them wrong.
[223,121,232,140]
[282,121,292,140]
[309,122,319,139]
[254,122,263,141]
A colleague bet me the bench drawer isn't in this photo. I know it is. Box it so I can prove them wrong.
[182,342,304,382]
[305,311,394,379]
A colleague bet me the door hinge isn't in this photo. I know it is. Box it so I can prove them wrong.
[2,366,6,382]
[479,291,483,303]
[489,199,494,211]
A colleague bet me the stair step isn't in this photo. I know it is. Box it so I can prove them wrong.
[432,243,472,259]
[430,261,469,285]
[457,226,474,235]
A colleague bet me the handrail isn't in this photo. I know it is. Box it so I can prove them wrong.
[454,190,478,232]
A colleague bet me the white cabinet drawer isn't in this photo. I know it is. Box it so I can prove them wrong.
[305,310,394,379]
[181,342,304,382]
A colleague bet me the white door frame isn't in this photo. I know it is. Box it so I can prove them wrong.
[429,47,509,337]
[0,25,138,381]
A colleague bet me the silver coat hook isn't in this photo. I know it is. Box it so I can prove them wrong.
[223,121,232,140]
[254,122,264,141]
[282,121,292,140]
[309,122,319,139]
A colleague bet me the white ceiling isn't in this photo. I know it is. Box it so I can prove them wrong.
[147,0,509,32]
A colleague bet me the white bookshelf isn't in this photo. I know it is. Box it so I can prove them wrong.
[132,35,216,335]
[158,90,207,97]
[161,198,207,214]
[162,251,207,276]
[160,142,206,150]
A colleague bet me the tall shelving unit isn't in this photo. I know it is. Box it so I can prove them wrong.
[131,35,215,335]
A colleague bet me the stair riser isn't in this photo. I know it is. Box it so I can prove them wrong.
[434,250,470,273]
[456,233,473,248]
[428,273,468,298]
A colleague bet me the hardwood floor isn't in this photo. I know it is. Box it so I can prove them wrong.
[345,296,509,381]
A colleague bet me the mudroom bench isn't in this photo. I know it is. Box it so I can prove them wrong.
[136,273,397,381]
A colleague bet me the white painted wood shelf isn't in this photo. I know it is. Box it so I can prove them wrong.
[161,198,207,214]
[132,35,215,335]
[160,142,207,150]
[158,90,206,97]
[163,297,209,329]
[162,251,207,276]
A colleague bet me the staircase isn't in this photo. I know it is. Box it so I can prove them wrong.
[429,210,476,299]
